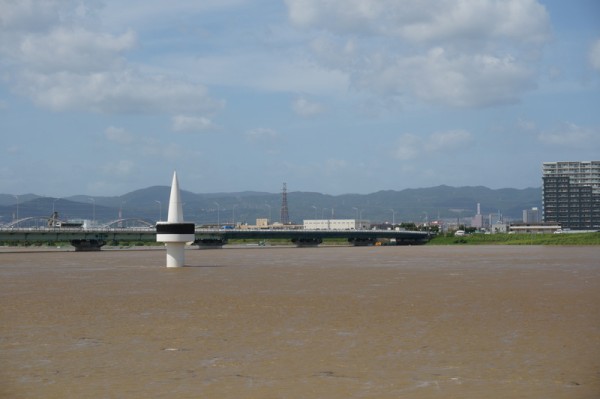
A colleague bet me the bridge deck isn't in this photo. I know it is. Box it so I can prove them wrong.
[0,227,431,245]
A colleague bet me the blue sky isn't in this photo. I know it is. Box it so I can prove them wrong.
[1,0,599,197]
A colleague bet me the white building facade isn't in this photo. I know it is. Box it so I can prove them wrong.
[304,219,368,230]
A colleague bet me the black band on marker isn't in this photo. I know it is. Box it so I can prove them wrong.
[156,223,195,234]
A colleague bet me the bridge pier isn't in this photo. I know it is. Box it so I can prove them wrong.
[348,237,378,246]
[70,239,106,251]
[194,238,228,249]
[291,237,323,247]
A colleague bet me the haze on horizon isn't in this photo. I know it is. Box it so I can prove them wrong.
[1,0,599,198]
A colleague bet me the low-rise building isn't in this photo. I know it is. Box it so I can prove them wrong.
[303,219,370,230]
[509,223,561,234]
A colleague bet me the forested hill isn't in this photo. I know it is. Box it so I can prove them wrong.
[0,185,541,225]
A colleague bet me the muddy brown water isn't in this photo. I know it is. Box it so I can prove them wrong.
[1,246,599,398]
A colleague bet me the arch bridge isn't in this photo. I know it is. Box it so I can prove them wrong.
[4,217,59,228]
[100,219,154,229]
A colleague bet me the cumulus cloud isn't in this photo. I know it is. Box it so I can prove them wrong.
[538,122,600,148]
[589,38,600,71]
[394,130,472,160]
[0,0,223,116]
[172,115,218,132]
[285,0,550,107]
[292,97,325,117]
[0,0,73,32]
[14,68,223,114]
[17,27,136,73]
[354,48,535,107]
[286,0,550,45]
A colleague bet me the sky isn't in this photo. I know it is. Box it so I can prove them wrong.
[1,0,599,197]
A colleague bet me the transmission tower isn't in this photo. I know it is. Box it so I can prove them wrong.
[280,182,289,224]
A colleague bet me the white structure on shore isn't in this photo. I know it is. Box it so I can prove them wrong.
[303,219,370,230]
[156,172,195,268]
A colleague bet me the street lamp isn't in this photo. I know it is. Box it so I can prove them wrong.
[353,207,358,229]
[311,205,317,220]
[232,204,238,227]
[214,201,220,228]
[155,200,162,221]
[89,198,95,225]
[53,197,61,214]
[13,195,19,222]
[264,204,271,225]
[390,209,395,225]
[120,201,127,219]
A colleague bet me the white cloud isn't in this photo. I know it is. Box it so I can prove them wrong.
[589,38,600,71]
[0,0,67,32]
[292,97,325,117]
[14,68,223,114]
[286,0,550,45]
[172,115,217,132]
[394,130,473,160]
[537,122,600,148]
[285,0,550,107]
[18,27,136,73]
[356,48,535,107]
[1,0,224,116]
[99,0,247,31]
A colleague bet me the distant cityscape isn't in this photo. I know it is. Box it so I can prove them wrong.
[0,186,542,232]
[1,161,598,233]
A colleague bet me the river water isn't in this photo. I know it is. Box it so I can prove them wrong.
[1,245,599,398]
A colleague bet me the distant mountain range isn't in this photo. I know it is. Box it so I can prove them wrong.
[0,185,542,226]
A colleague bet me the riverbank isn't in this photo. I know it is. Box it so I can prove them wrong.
[1,231,599,251]
[428,232,600,245]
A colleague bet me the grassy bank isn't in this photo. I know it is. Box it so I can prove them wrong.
[428,232,600,245]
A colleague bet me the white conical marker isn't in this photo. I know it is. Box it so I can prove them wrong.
[167,172,184,223]
[156,172,195,267]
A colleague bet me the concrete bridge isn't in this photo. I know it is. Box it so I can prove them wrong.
[0,227,432,251]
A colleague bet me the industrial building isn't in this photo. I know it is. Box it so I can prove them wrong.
[542,161,600,230]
